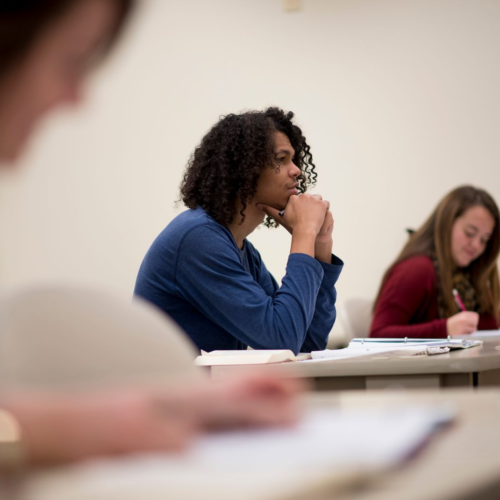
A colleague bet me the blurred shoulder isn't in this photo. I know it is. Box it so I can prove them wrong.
[394,255,434,272]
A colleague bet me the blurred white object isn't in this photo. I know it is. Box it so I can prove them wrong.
[0,285,200,390]
[20,406,453,500]
[469,329,500,338]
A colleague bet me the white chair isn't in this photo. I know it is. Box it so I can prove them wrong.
[337,298,373,342]
[0,285,201,391]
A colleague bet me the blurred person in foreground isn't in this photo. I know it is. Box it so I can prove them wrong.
[0,0,301,472]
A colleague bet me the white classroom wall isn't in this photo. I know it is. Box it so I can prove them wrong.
[0,0,499,342]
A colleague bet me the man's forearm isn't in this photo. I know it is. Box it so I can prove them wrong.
[315,238,333,264]
[290,228,317,257]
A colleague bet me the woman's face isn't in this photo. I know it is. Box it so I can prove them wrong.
[0,0,118,163]
[451,205,495,268]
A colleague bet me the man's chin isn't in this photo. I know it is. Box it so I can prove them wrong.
[258,200,287,211]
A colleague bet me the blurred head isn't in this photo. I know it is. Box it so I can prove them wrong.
[376,185,500,319]
[0,0,134,163]
[180,107,317,227]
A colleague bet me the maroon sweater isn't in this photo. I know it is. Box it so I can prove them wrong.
[370,255,498,338]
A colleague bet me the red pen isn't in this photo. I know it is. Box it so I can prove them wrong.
[452,289,466,312]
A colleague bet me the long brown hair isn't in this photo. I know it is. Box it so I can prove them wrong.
[0,0,135,81]
[375,186,500,320]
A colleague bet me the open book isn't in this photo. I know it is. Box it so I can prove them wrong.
[194,350,312,366]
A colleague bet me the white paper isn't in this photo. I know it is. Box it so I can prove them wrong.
[310,345,449,361]
[349,339,481,349]
[469,330,500,338]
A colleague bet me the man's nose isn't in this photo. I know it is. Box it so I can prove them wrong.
[289,162,301,177]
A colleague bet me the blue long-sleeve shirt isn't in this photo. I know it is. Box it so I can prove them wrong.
[134,207,343,354]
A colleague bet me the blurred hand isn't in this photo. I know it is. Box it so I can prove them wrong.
[3,374,304,466]
[179,374,305,430]
[446,311,479,336]
[5,389,198,465]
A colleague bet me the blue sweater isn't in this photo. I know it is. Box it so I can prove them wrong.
[134,207,343,354]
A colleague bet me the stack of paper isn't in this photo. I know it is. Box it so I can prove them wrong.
[310,345,446,361]
[349,338,483,349]
[310,338,482,361]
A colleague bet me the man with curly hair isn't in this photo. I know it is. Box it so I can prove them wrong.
[134,107,343,354]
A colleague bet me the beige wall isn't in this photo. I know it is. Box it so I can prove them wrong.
[1,0,499,342]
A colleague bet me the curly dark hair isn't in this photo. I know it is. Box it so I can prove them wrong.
[180,107,317,228]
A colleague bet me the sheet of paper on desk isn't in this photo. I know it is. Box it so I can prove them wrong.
[470,329,500,338]
[23,406,454,500]
[309,345,450,361]
[349,338,482,349]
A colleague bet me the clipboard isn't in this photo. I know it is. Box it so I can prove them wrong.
[349,338,482,349]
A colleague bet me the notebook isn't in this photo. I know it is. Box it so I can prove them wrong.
[348,338,483,349]
[194,350,312,366]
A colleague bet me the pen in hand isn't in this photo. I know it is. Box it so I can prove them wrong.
[452,288,467,312]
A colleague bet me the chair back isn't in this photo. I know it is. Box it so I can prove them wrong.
[337,298,373,341]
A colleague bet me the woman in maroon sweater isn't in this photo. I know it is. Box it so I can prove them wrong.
[371,186,500,338]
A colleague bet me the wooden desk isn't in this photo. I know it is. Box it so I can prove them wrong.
[212,340,500,391]
[11,389,500,500]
